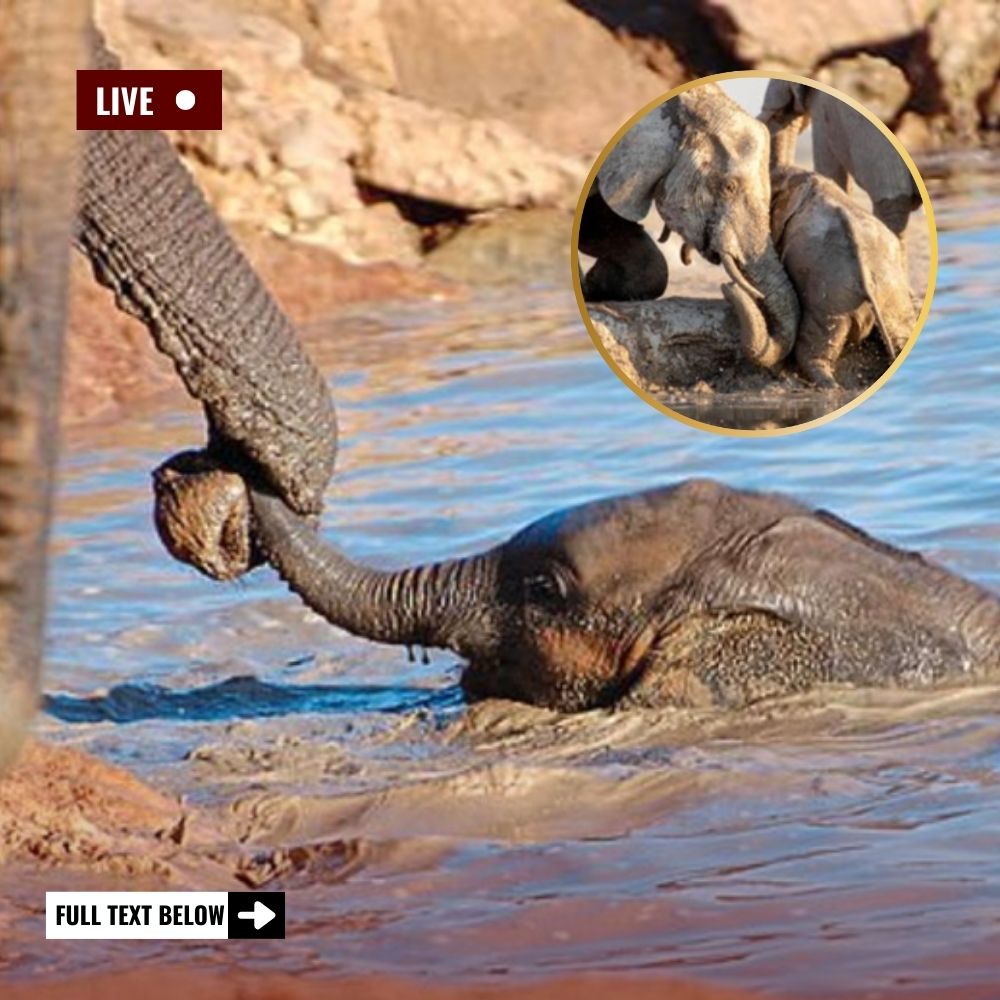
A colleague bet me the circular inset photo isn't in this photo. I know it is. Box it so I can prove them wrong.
[573,73,937,434]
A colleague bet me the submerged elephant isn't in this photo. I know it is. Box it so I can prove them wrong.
[580,84,801,372]
[770,166,917,387]
[155,468,1000,714]
[759,79,920,238]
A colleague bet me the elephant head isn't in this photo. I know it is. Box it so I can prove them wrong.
[597,84,800,368]
[164,477,998,715]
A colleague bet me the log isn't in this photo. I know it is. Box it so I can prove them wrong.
[587,297,891,395]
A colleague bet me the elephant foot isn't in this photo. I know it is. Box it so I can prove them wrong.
[799,361,839,389]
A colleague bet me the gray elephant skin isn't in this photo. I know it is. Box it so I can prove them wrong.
[581,84,801,372]
[244,478,1000,713]
[759,79,921,237]
[770,166,917,387]
[153,466,1000,714]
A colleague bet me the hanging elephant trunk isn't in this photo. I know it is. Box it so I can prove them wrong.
[723,239,801,368]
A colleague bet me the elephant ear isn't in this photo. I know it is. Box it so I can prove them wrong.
[597,102,680,223]
[690,512,986,667]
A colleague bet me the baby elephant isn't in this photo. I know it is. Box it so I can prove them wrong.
[771,166,917,387]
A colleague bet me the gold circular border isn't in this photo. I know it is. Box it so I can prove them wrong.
[571,70,939,438]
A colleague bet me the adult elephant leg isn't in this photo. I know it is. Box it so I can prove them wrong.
[579,191,667,302]
[813,132,849,192]
[0,0,85,770]
[77,31,337,520]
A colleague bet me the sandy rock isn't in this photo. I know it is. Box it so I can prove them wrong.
[335,0,674,158]
[96,0,365,248]
[698,0,928,71]
[311,0,398,89]
[426,209,574,287]
[349,88,587,212]
[817,55,911,125]
[297,202,424,265]
[923,0,1000,136]
[894,110,942,151]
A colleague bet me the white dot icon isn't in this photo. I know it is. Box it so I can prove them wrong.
[175,90,196,111]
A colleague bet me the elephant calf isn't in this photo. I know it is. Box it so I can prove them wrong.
[771,166,917,387]
[155,466,1000,714]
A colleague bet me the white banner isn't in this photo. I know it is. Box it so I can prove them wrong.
[46,891,229,940]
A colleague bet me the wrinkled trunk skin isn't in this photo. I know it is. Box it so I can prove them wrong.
[736,241,800,367]
[0,0,85,771]
[76,32,336,517]
[250,490,498,654]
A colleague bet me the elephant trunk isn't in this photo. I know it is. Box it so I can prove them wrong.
[766,122,799,169]
[75,30,336,517]
[726,241,800,368]
[249,491,497,654]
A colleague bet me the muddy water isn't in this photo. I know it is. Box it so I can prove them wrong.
[17,152,1000,994]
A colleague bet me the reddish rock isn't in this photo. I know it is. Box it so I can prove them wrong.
[817,55,911,126]
[357,0,675,158]
[698,0,928,72]
[923,0,1000,136]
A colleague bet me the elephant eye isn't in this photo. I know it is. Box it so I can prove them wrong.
[723,177,740,196]
[524,569,569,606]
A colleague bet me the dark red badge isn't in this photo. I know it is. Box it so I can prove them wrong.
[76,70,222,130]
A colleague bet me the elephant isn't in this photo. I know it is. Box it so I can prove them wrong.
[578,188,668,303]
[758,79,921,238]
[580,83,801,372]
[3,16,995,754]
[0,20,338,771]
[0,1,87,770]
[154,468,1000,714]
[770,165,917,387]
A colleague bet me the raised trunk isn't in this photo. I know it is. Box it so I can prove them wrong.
[0,0,85,769]
[75,31,336,516]
[736,243,800,367]
[249,490,497,653]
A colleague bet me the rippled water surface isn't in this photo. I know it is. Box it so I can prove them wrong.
[26,152,1000,995]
